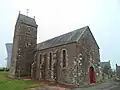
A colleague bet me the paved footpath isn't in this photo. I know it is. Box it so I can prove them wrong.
[73,81,120,90]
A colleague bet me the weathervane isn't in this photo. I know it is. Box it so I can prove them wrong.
[26,9,29,16]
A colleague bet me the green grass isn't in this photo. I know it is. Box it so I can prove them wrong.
[0,72,42,90]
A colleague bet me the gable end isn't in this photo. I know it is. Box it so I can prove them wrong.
[87,26,100,49]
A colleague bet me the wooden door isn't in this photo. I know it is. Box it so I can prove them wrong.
[89,66,95,84]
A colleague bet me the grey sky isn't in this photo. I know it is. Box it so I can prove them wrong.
[0,0,120,69]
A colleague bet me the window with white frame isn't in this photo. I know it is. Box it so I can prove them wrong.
[62,50,67,68]
[39,54,42,64]
[49,52,52,70]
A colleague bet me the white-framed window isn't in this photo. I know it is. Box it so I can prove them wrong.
[49,52,53,70]
[62,49,67,68]
[39,54,42,65]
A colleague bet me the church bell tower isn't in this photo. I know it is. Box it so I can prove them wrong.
[10,12,38,77]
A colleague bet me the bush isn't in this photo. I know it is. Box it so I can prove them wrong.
[0,68,9,71]
[0,68,4,71]
[5,68,9,71]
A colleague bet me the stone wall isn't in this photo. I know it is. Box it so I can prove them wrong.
[68,28,101,86]
[33,28,101,86]
[15,23,37,76]
[10,19,37,77]
[34,43,76,84]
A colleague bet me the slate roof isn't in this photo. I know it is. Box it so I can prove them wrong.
[100,61,111,70]
[37,26,88,50]
[116,64,120,70]
[116,64,120,77]
[116,66,120,71]
[17,13,37,27]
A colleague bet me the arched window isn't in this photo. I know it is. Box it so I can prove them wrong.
[49,52,52,70]
[39,54,42,64]
[62,50,66,68]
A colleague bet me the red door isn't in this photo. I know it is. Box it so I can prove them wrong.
[89,66,95,84]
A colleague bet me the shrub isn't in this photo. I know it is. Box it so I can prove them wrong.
[0,68,4,71]
[5,68,9,71]
[0,68,9,71]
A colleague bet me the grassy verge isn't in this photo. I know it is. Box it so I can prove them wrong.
[0,71,42,90]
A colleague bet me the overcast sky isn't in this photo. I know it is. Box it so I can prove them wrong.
[0,0,120,69]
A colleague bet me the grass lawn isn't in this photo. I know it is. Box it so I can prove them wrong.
[0,71,42,90]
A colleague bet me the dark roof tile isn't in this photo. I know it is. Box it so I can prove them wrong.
[37,26,88,50]
[100,61,111,69]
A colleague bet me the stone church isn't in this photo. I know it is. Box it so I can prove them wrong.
[10,13,101,86]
